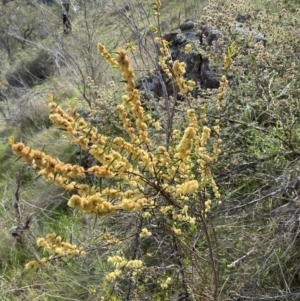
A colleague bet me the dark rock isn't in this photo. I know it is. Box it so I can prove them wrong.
[199,24,222,46]
[179,20,195,31]
[137,20,221,99]
[138,16,268,99]
[163,31,178,42]
[200,58,220,89]
[172,34,187,46]
[236,13,251,23]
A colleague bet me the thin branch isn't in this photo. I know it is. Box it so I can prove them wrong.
[227,247,257,268]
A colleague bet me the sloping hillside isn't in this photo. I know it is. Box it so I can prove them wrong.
[1,0,300,300]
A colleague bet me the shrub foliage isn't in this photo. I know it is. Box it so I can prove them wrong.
[5,0,300,300]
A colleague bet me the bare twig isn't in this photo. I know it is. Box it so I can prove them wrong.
[227,247,257,268]
[9,170,33,240]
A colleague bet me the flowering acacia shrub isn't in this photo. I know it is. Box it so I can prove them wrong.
[11,1,233,299]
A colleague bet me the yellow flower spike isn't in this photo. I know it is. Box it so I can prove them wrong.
[184,44,192,54]
[205,199,212,207]
[187,79,196,91]
[25,260,40,270]
[200,126,211,146]
[172,227,182,235]
[8,137,14,145]
[11,142,26,157]
[98,43,118,67]
[55,247,65,255]
[149,24,157,33]
[176,127,196,156]
[154,0,161,10]
[37,237,48,248]
[41,257,48,263]
[48,93,54,103]
[182,205,189,214]
[175,180,199,195]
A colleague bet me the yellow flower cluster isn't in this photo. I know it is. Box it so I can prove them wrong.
[183,110,222,200]
[160,205,172,215]
[205,199,212,212]
[175,127,195,157]
[160,277,172,289]
[98,43,118,67]
[67,193,116,215]
[184,44,192,54]
[170,82,224,203]
[217,75,228,109]
[117,103,140,145]
[172,226,182,236]
[101,233,121,245]
[155,146,171,168]
[167,126,197,179]
[115,50,151,147]
[107,255,143,269]
[25,260,40,270]
[153,0,161,17]
[52,103,143,184]
[119,197,147,211]
[158,56,172,78]
[155,37,170,58]
[172,60,196,94]
[11,142,86,191]
[47,99,152,194]
[37,233,85,256]
[126,260,144,269]
[116,49,135,93]
[223,56,232,73]
[107,255,127,268]
[48,99,99,151]
[149,24,158,33]
[125,42,136,53]
[211,178,220,198]
[200,126,211,147]
[187,109,199,131]
[214,119,220,135]
[48,102,75,132]
[153,0,161,11]
[175,180,199,195]
[88,146,133,179]
[112,138,154,177]
[67,187,147,215]
[153,120,162,130]
[139,228,152,238]
[171,129,181,142]
[168,205,196,225]
[142,211,151,218]
[105,269,122,282]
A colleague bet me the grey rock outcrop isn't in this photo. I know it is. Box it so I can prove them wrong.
[138,19,266,99]
[137,20,221,99]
